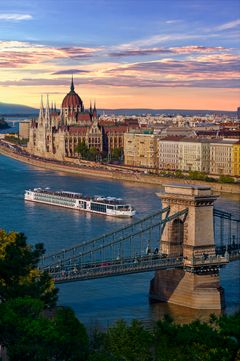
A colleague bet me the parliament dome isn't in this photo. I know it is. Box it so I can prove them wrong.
[62,77,83,109]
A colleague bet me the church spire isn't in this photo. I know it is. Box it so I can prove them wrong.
[45,94,50,122]
[93,100,97,118]
[90,101,93,114]
[38,95,44,121]
[70,74,74,92]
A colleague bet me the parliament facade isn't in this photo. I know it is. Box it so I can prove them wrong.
[28,78,137,160]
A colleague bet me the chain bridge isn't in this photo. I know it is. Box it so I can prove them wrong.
[41,185,240,309]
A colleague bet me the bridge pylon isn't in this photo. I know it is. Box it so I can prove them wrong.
[150,184,225,310]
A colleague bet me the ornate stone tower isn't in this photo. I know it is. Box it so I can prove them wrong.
[150,184,225,310]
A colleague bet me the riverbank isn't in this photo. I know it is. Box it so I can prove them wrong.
[0,144,239,195]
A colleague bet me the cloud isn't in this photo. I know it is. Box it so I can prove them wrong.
[1,76,239,89]
[0,41,99,68]
[107,55,240,76]
[0,14,32,21]
[170,45,227,54]
[165,20,182,24]
[108,46,228,58]
[216,19,240,31]
[109,48,173,57]
[52,69,90,75]
[114,32,220,50]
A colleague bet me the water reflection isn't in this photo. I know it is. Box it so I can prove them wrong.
[150,302,221,325]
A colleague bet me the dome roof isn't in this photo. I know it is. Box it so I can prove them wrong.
[62,77,83,108]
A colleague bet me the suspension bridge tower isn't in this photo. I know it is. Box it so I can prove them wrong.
[150,184,225,309]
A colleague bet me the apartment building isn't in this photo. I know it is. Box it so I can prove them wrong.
[210,140,235,176]
[178,139,210,173]
[124,133,239,177]
[124,132,158,168]
[158,137,180,170]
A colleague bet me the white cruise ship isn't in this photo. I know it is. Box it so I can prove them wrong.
[24,188,136,218]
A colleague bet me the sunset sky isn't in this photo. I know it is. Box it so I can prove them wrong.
[0,0,239,110]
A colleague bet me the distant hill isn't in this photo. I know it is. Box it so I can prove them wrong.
[0,102,236,117]
[0,102,38,116]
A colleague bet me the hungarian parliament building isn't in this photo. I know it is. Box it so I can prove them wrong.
[28,78,139,160]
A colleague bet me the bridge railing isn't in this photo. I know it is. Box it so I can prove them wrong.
[49,255,184,283]
[184,254,229,267]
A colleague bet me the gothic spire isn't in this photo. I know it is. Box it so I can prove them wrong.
[70,74,74,92]
[45,94,50,122]
[90,101,93,114]
[38,95,44,121]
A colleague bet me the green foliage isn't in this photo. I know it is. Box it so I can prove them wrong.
[89,314,240,361]
[219,175,235,184]
[75,140,89,159]
[217,312,240,344]
[0,297,88,361]
[111,147,123,161]
[88,147,99,161]
[153,316,238,361]
[174,169,184,178]
[75,141,100,161]
[205,176,217,182]
[4,135,27,145]
[188,171,208,181]
[90,319,153,361]
[0,230,58,307]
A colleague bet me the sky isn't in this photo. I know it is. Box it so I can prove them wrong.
[0,0,239,110]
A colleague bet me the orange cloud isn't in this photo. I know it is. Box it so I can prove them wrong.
[0,41,100,68]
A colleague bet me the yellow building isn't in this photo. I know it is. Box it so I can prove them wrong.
[124,132,158,168]
[232,142,240,177]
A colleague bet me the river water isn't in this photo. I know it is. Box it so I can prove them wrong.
[0,153,239,327]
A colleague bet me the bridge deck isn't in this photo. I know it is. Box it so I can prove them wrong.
[41,207,240,284]
[47,251,237,284]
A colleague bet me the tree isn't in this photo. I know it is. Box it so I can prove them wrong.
[111,148,123,161]
[219,175,235,184]
[0,230,58,307]
[0,296,89,361]
[188,171,208,181]
[75,140,89,159]
[89,320,153,361]
[88,147,99,161]
[153,315,238,361]
[175,169,183,178]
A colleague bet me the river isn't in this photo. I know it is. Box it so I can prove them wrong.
[0,153,239,328]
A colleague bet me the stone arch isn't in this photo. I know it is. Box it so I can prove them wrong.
[171,218,184,245]
[166,218,184,256]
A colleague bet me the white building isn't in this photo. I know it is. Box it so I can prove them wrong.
[178,139,210,173]
[158,137,180,170]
